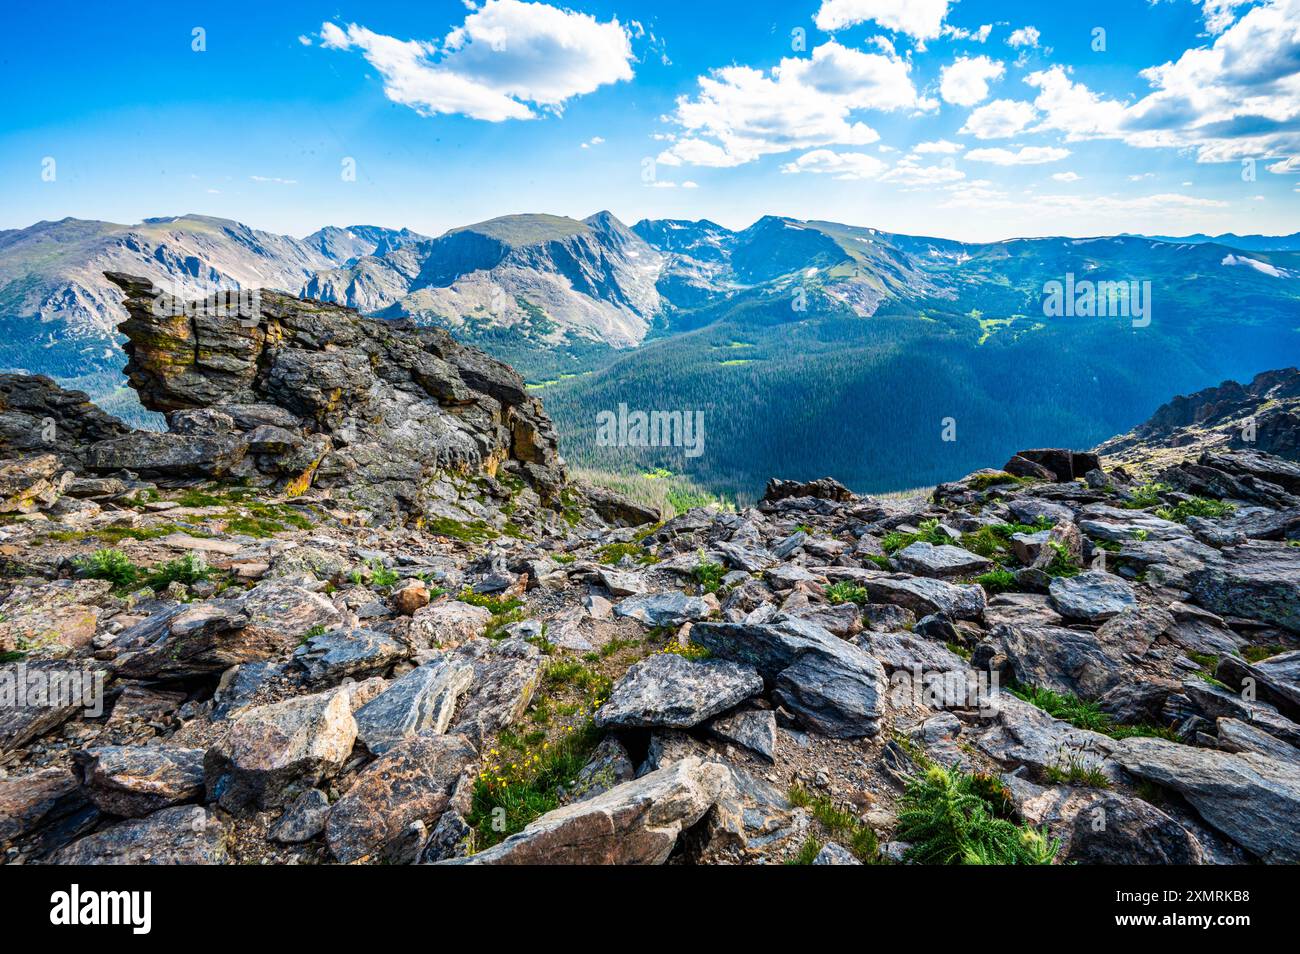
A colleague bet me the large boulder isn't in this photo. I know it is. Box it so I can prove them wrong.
[102,272,565,522]
[326,733,477,864]
[690,617,887,737]
[1112,737,1300,863]
[204,687,357,812]
[594,654,762,729]
[862,575,986,621]
[994,622,1125,700]
[354,657,475,755]
[52,805,228,865]
[450,757,730,865]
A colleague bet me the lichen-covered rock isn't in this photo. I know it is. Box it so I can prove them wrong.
[102,272,565,522]
[204,687,357,812]
[53,805,229,865]
[326,733,477,864]
[354,657,475,754]
[73,745,206,817]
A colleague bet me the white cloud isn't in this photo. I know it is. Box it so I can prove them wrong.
[249,175,298,185]
[1200,0,1254,33]
[940,55,1005,106]
[943,23,993,43]
[813,0,954,43]
[319,0,633,122]
[297,35,313,46]
[1007,26,1040,48]
[965,145,1070,164]
[1051,171,1081,181]
[780,149,889,180]
[658,40,933,167]
[914,139,964,154]
[1023,0,1300,163]
[580,136,605,148]
[681,180,699,188]
[958,98,1038,138]
[1268,157,1300,172]
[881,157,966,186]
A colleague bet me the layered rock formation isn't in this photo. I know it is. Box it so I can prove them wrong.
[80,273,568,525]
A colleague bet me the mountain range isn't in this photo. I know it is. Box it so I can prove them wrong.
[1,210,1298,497]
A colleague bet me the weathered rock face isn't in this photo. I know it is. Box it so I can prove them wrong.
[51,805,229,865]
[99,272,565,523]
[451,757,730,865]
[594,654,762,730]
[1112,737,1300,864]
[0,373,131,469]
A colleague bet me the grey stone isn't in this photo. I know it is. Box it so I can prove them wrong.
[355,657,475,755]
[595,653,762,729]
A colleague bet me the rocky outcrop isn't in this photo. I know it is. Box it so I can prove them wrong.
[97,272,564,525]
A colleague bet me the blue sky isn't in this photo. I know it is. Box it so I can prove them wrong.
[2,0,1298,241]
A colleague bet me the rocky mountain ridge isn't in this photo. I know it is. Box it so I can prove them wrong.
[0,325,1297,864]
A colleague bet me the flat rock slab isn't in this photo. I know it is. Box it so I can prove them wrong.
[707,708,778,761]
[0,660,108,752]
[53,805,229,864]
[1188,543,1300,633]
[595,653,762,729]
[355,656,474,755]
[863,575,986,621]
[614,592,714,628]
[892,541,993,578]
[270,788,330,844]
[326,733,477,864]
[449,757,730,865]
[74,745,205,817]
[1112,736,1300,864]
[1048,571,1137,621]
[293,627,407,684]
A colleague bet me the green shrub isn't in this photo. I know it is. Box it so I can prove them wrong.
[1121,482,1170,510]
[1156,497,1235,523]
[692,555,726,593]
[596,542,657,566]
[974,568,1017,594]
[787,785,881,863]
[75,549,141,590]
[824,580,869,606]
[897,764,1058,865]
[881,518,950,554]
[144,553,211,591]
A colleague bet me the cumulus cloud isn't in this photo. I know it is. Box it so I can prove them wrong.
[1051,171,1082,181]
[913,139,964,153]
[958,98,1038,138]
[780,150,889,180]
[1022,0,1300,163]
[318,0,633,122]
[813,0,954,43]
[940,55,1005,106]
[881,157,966,186]
[1007,26,1040,48]
[965,145,1070,164]
[658,40,934,167]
